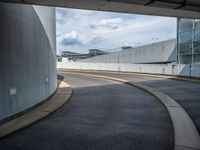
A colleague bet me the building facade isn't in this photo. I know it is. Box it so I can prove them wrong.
[0,3,56,120]
[79,39,176,64]
[177,18,200,64]
[61,49,108,61]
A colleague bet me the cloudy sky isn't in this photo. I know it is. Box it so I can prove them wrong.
[56,8,177,54]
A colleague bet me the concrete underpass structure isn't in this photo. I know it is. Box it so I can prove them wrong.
[0,3,56,120]
[1,1,200,150]
[1,0,200,127]
[2,0,200,19]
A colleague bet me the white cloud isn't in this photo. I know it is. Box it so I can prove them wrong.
[56,8,176,53]
[57,30,104,52]
[65,30,78,39]
[56,31,62,37]
[90,18,126,30]
[60,30,82,46]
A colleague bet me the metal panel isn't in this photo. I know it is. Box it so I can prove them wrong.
[0,3,56,120]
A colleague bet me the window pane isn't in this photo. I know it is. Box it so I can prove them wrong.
[194,19,200,28]
[179,55,192,64]
[179,31,193,54]
[179,19,193,32]
[193,54,200,63]
[194,28,200,53]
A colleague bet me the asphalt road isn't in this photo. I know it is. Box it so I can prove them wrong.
[69,70,200,134]
[0,73,173,150]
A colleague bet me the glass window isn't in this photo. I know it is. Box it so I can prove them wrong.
[179,54,192,64]
[179,19,193,32]
[178,18,200,64]
[194,28,200,53]
[179,31,193,54]
[193,54,200,63]
[194,19,200,28]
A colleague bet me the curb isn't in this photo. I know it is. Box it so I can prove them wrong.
[62,71,200,150]
[0,81,72,138]
[58,69,200,83]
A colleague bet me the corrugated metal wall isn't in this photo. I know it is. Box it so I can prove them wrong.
[0,3,56,120]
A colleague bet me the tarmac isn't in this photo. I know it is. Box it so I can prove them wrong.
[0,72,173,150]
[1,70,200,150]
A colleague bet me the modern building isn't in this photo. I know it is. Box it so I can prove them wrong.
[177,18,200,64]
[61,49,108,61]
[122,46,133,51]
[89,49,108,57]
[62,51,90,61]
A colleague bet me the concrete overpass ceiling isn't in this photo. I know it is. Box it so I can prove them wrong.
[1,0,200,18]
[112,0,200,9]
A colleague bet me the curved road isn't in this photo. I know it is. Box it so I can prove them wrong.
[0,73,173,150]
[65,70,200,134]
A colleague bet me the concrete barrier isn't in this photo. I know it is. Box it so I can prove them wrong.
[57,62,200,78]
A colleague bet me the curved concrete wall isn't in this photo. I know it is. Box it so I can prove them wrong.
[0,3,56,120]
[80,39,176,64]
